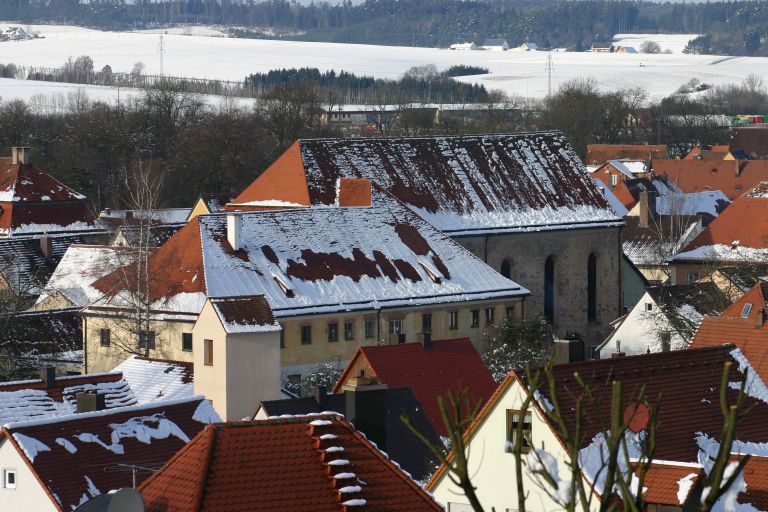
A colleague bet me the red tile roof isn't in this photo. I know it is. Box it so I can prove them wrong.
[586,144,668,166]
[210,295,279,333]
[0,162,95,236]
[640,463,701,506]
[337,178,372,207]
[139,416,443,512]
[333,338,497,436]
[740,456,768,510]
[2,397,216,512]
[730,127,768,160]
[653,159,768,200]
[672,184,768,262]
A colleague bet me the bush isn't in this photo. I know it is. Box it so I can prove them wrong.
[640,40,661,54]
[443,65,490,77]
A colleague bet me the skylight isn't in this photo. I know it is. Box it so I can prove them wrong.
[741,303,753,318]
[273,273,295,298]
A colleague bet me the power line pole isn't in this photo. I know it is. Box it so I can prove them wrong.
[158,34,166,77]
[546,51,554,97]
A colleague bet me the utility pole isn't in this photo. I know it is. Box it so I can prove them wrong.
[158,34,166,77]
[546,51,554,97]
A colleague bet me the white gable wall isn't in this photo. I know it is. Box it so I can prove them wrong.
[429,378,601,512]
[598,292,687,358]
[0,437,57,512]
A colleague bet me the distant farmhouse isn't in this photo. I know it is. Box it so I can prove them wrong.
[482,38,509,51]
[450,42,476,50]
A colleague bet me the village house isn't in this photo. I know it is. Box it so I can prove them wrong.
[597,282,729,358]
[729,125,768,160]
[683,145,735,160]
[590,41,613,52]
[697,265,768,302]
[229,133,625,351]
[450,42,477,50]
[669,182,768,285]
[186,192,233,220]
[0,396,217,512]
[427,345,768,511]
[591,159,652,188]
[138,415,444,511]
[481,38,509,50]
[652,159,768,201]
[586,143,668,166]
[67,184,529,377]
[255,378,442,481]
[332,337,497,436]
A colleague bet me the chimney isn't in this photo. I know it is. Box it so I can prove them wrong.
[226,212,242,251]
[40,366,56,388]
[311,385,328,410]
[76,391,107,413]
[11,147,30,165]
[757,308,766,329]
[343,378,388,451]
[39,236,53,260]
[336,178,373,207]
[638,190,657,228]
[124,210,133,220]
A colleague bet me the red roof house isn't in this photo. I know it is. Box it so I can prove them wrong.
[653,159,768,201]
[139,415,443,511]
[333,338,497,436]
[0,147,96,237]
[586,144,668,166]
[0,396,218,512]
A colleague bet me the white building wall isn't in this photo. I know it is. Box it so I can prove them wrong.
[428,379,601,512]
[0,438,57,512]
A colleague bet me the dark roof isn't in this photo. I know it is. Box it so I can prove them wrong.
[334,338,497,436]
[622,214,700,266]
[645,282,731,331]
[233,133,623,235]
[139,416,443,512]
[587,144,668,165]
[3,397,215,512]
[210,295,279,333]
[257,387,442,480]
[113,224,182,247]
[730,127,768,160]
[200,193,233,214]
[2,308,83,375]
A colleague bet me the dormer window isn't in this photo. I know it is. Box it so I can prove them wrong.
[273,273,295,298]
[419,260,443,284]
[742,303,753,318]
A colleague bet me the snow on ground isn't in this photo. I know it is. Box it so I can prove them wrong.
[612,33,700,54]
[0,24,763,102]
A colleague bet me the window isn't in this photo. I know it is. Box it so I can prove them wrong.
[422,313,432,333]
[544,256,555,323]
[364,319,375,339]
[99,328,110,347]
[389,319,402,335]
[610,174,618,186]
[471,310,480,328]
[500,259,512,279]
[645,303,653,311]
[301,325,312,345]
[587,253,597,322]
[660,330,671,352]
[328,322,339,342]
[741,303,753,318]
[203,339,213,366]
[137,330,156,350]
[505,409,532,453]
[3,469,15,489]
[344,321,354,340]
[686,271,699,284]
[449,311,459,330]
[485,307,495,326]
[506,307,515,319]
[182,333,193,352]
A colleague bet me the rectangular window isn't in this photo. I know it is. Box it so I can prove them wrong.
[344,321,354,340]
[182,332,193,352]
[328,322,339,342]
[3,469,15,489]
[301,325,312,345]
[422,313,432,333]
[364,319,374,339]
[485,308,495,325]
[505,409,532,453]
[645,303,653,311]
[471,310,480,328]
[137,330,156,350]
[99,328,110,347]
[389,319,402,335]
[687,271,699,284]
[610,174,618,186]
[449,311,458,330]
[506,307,515,319]
[203,339,213,366]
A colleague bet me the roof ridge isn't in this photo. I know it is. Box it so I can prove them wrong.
[309,418,368,509]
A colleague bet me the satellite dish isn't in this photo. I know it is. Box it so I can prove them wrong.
[73,488,145,512]
[623,402,650,433]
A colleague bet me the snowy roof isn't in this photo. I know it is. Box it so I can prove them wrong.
[586,144,667,166]
[0,162,97,237]
[591,178,629,216]
[111,223,182,247]
[622,215,700,266]
[201,189,530,316]
[655,190,731,222]
[0,371,136,425]
[482,39,508,46]
[233,133,624,236]
[99,208,191,226]
[210,296,281,334]
[36,245,137,308]
[2,308,83,371]
[2,397,218,512]
[645,282,730,326]
[113,356,194,405]
[138,415,443,512]
[607,159,649,178]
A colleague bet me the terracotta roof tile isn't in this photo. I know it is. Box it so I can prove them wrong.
[139,416,443,512]
[739,456,768,510]
[210,295,279,333]
[333,338,497,436]
[3,397,216,511]
[653,159,768,201]
[586,144,668,166]
[640,463,701,506]
[337,178,372,207]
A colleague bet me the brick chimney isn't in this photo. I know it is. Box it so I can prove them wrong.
[311,385,328,410]
[336,178,373,207]
[76,391,106,413]
[11,147,30,165]
[40,366,55,389]
[638,190,657,228]
[39,236,53,260]
[343,377,388,451]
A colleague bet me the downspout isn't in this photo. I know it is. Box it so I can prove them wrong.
[484,234,490,263]
[82,313,88,373]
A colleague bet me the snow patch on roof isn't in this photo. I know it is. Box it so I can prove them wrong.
[114,356,194,405]
[192,400,220,424]
[12,432,50,462]
[672,244,768,263]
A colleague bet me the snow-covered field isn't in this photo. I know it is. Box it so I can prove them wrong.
[612,33,699,54]
[0,23,764,103]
